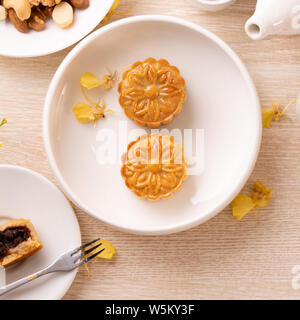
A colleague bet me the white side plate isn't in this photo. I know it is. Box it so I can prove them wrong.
[0,165,81,300]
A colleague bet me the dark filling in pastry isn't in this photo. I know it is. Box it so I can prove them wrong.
[0,227,30,260]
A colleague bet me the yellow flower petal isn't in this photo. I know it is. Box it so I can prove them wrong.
[253,196,269,208]
[0,118,7,147]
[231,181,273,221]
[252,181,273,208]
[84,263,91,278]
[0,118,7,127]
[73,103,96,123]
[262,99,296,128]
[85,239,116,260]
[231,194,255,221]
[80,72,105,90]
[102,69,119,89]
[109,0,121,14]
[73,102,105,123]
[97,240,116,260]
[103,0,130,23]
[262,109,274,128]
[253,181,271,196]
[82,240,116,278]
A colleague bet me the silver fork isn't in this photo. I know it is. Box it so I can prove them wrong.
[0,238,104,297]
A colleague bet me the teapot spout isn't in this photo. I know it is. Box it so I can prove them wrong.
[245,15,266,40]
[245,0,300,40]
[245,8,273,41]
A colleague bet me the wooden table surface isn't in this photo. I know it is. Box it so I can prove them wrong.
[1,0,300,300]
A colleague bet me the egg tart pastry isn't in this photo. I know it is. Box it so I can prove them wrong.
[118,58,186,128]
[121,133,188,200]
[0,219,43,267]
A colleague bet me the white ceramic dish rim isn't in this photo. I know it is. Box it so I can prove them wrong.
[0,164,81,300]
[190,0,236,9]
[195,0,234,4]
[43,15,262,236]
[0,0,114,58]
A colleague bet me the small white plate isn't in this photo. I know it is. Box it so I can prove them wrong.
[0,165,81,300]
[0,0,114,58]
[44,15,262,235]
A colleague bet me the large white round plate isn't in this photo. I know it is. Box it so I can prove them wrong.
[44,15,262,235]
[0,0,114,58]
[0,165,81,300]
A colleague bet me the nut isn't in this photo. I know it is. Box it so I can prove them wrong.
[41,0,61,6]
[41,5,53,17]
[28,0,40,6]
[0,5,7,20]
[34,5,47,19]
[28,14,45,31]
[52,1,73,28]
[29,0,60,6]
[3,0,31,21]
[7,8,28,33]
[28,6,46,31]
[69,0,89,9]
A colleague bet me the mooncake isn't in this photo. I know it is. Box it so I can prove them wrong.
[0,219,43,267]
[118,58,186,128]
[121,133,188,200]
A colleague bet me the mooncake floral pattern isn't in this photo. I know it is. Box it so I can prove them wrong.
[118,58,186,128]
[121,133,188,200]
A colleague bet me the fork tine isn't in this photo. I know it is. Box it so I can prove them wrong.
[75,248,105,267]
[74,242,102,261]
[70,238,100,256]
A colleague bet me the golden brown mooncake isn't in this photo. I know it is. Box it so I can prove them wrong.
[118,58,186,128]
[0,219,43,267]
[121,133,188,201]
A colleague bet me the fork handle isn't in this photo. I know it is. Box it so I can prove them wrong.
[0,268,51,297]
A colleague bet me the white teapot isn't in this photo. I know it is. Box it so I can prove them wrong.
[245,0,300,40]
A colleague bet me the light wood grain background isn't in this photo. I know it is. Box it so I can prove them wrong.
[1,0,300,300]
